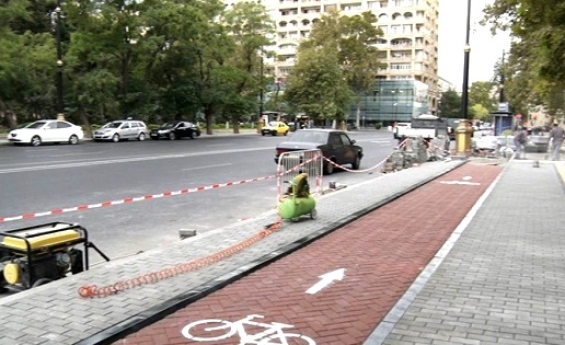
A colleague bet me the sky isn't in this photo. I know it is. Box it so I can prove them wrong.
[437,0,511,91]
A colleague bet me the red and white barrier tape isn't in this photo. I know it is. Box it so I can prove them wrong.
[0,175,276,224]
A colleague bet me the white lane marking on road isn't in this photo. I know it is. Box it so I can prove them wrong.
[306,268,345,295]
[462,175,472,180]
[48,151,110,157]
[25,148,60,152]
[182,163,232,171]
[0,147,271,174]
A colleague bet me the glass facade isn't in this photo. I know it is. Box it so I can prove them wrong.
[348,80,429,126]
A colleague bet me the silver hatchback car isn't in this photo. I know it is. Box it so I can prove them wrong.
[93,120,149,142]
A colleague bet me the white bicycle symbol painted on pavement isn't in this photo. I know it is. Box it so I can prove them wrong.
[181,314,316,345]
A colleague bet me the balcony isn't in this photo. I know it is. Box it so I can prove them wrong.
[390,55,413,62]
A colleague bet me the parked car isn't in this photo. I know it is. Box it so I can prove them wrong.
[150,121,201,140]
[274,129,363,175]
[93,119,148,142]
[8,119,84,146]
[262,121,290,136]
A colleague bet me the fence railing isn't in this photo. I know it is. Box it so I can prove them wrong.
[276,149,323,202]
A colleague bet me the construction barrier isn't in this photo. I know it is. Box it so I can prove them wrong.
[276,149,323,202]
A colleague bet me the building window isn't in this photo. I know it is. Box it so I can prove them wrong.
[390,63,411,70]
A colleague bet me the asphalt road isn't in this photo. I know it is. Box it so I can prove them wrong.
[0,130,397,262]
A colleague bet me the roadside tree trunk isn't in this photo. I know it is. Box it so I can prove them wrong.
[355,98,361,128]
[80,106,92,138]
[0,100,17,129]
[204,106,214,135]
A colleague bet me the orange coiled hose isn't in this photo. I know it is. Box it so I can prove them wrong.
[78,218,282,298]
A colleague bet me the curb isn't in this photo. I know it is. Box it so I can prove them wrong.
[0,131,259,146]
[76,160,467,345]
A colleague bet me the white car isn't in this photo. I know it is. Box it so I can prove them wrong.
[93,119,149,142]
[8,120,84,146]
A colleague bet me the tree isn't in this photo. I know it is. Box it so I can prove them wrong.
[484,0,565,84]
[484,0,565,120]
[471,104,490,121]
[0,0,278,133]
[438,89,462,118]
[285,46,352,123]
[301,11,383,127]
[468,81,496,119]
[221,2,275,133]
[0,0,56,128]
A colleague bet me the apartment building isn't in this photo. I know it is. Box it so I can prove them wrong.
[227,0,440,122]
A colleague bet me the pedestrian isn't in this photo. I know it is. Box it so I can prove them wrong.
[548,122,565,161]
[513,126,528,159]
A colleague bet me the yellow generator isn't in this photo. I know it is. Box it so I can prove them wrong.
[0,222,109,291]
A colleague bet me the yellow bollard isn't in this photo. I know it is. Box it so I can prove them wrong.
[455,119,472,156]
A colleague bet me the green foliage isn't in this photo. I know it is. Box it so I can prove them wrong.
[484,0,565,115]
[0,0,275,134]
[285,10,382,122]
[469,81,496,114]
[374,122,382,130]
[285,47,353,121]
[439,89,462,118]
[471,104,490,121]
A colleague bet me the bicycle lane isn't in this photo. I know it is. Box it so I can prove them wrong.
[113,162,502,345]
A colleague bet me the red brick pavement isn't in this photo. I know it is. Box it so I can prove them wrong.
[114,163,501,345]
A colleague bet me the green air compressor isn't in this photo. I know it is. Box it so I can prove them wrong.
[278,173,317,221]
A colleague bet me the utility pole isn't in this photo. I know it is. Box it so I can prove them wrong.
[257,52,264,133]
[455,0,473,155]
[55,0,64,120]
[499,50,505,103]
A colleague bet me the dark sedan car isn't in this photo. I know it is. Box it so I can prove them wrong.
[150,121,201,140]
[275,129,363,175]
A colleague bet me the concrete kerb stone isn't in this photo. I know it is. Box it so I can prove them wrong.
[0,129,258,145]
[0,159,466,345]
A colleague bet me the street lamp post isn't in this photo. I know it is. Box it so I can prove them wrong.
[55,1,64,121]
[257,52,264,133]
[455,0,473,155]
[274,78,281,118]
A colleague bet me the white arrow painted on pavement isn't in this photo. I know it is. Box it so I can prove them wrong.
[306,268,345,295]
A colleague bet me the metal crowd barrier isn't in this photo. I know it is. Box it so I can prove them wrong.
[276,149,323,202]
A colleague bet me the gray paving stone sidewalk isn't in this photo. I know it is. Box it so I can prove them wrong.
[0,159,464,345]
[366,159,565,345]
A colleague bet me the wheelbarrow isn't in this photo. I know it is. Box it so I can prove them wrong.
[277,173,317,221]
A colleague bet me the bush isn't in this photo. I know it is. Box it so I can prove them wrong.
[375,122,383,130]
[147,124,160,130]
[91,124,101,130]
